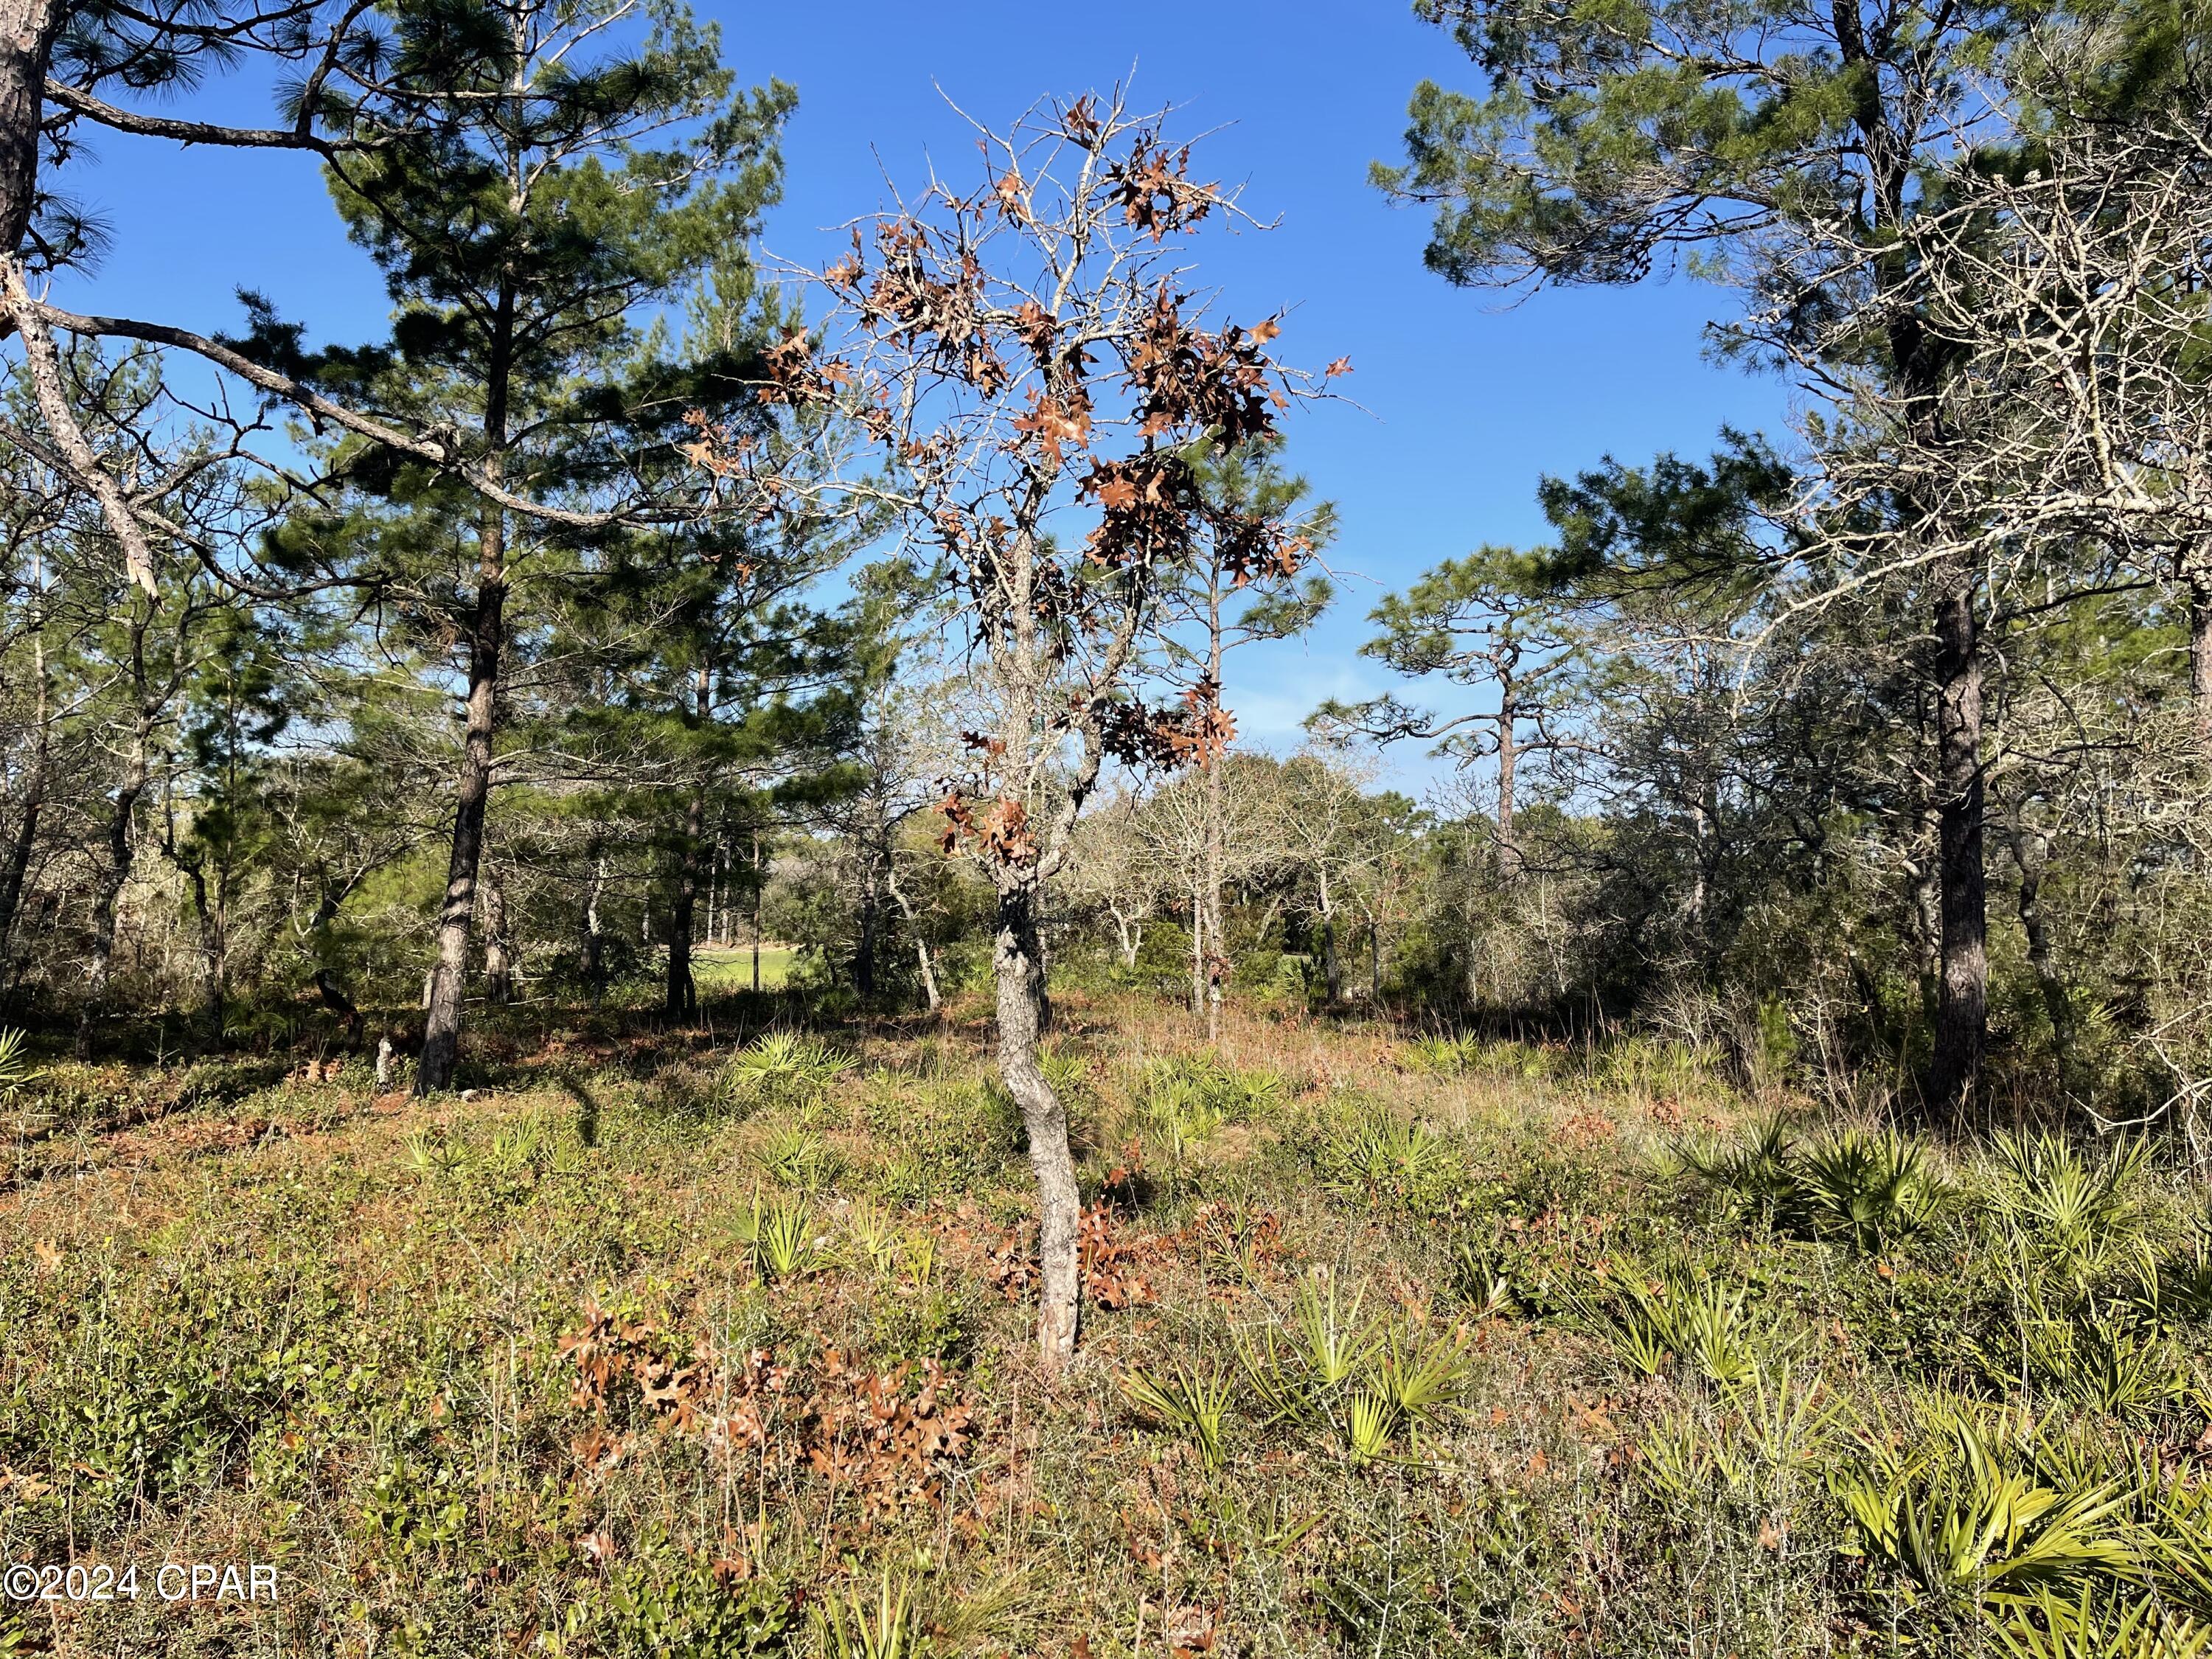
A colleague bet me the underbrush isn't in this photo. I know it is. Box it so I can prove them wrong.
[2,992,2208,1657]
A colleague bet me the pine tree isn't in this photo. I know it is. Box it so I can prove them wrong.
[290,0,790,1090]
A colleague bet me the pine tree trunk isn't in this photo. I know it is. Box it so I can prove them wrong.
[417,314,512,1092]
[667,788,703,1020]
[417,516,505,1093]
[0,724,46,977]
[996,879,1078,1368]
[1203,759,1224,1043]
[482,864,513,1004]
[1925,582,1987,1113]
[751,832,763,995]
[1189,877,1206,1017]
[0,0,58,258]
[213,858,233,1031]
[1495,696,1520,875]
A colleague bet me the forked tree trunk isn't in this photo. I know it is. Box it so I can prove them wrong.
[1107,905,1142,970]
[995,880,1078,1368]
[885,860,939,1012]
[1925,582,1987,1113]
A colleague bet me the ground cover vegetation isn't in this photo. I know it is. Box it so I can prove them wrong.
[4,0,2212,1653]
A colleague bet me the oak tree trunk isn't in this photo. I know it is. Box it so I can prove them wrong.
[995,880,1078,1368]
[886,861,939,1012]
[2190,563,2212,748]
[583,848,607,1008]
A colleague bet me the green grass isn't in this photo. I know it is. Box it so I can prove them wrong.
[689,942,796,991]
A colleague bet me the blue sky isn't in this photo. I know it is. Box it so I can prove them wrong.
[52,0,1789,790]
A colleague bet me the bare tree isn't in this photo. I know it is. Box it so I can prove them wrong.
[1133,754,1295,1035]
[731,90,1335,1368]
[1060,787,1162,972]
[1276,745,1383,1005]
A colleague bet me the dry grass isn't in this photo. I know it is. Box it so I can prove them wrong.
[2,991,2208,1656]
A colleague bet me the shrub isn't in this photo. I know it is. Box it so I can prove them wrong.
[720,1031,855,1111]
[1315,1109,1461,1216]
[1675,1116,1944,1251]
